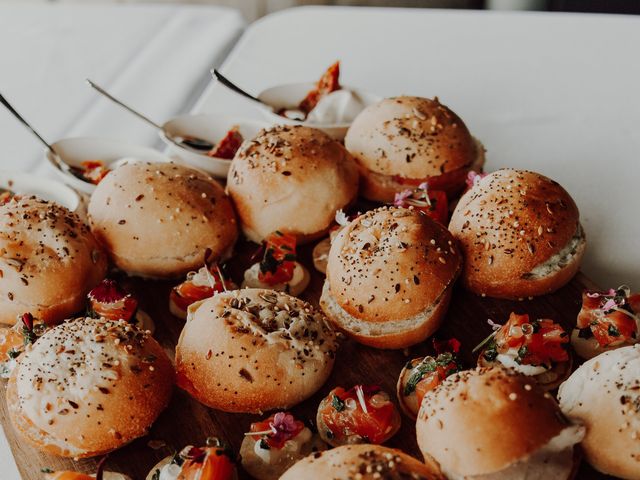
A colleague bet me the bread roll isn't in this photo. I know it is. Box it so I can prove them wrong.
[88,162,237,278]
[176,288,337,413]
[417,367,584,479]
[559,345,640,479]
[227,125,359,243]
[7,317,173,458]
[449,169,585,299]
[281,444,445,480]
[320,206,461,349]
[345,96,485,201]
[0,196,107,325]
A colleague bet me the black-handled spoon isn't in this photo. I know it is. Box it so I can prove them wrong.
[211,69,270,107]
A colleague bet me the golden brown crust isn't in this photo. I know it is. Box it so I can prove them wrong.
[325,206,461,322]
[345,96,477,179]
[558,345,640,479]
[7,317,173,457]
[281,444,445,480]
[226,125,359,244]
[449,169,584,299]
[88,162,237,278]
[416,366,568,476]
[175,289,337,413]
[0,196,108,326]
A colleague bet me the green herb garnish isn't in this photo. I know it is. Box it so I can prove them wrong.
[332,394,345,412]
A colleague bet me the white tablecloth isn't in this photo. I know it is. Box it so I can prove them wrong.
[0,3,245,171]
[0,4,244,478]
[197,6,640,290]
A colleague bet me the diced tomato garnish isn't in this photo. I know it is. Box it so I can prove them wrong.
[249,412,305,449]
[299,61,341,115]
[417,190,448,224]
[414,372,442,408]
[577,289,639,347]
[319,385,397,444]
[208,127,244,160]
[177,445,236,480]
[406,351,461,408]
[79,160,110,185]
[493,313,569,366]
[172,265,231,312]
[258,231,297,285]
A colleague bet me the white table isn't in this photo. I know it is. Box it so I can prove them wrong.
[0,4,244,478]
[0,3,245,171]
[198,6,640,290]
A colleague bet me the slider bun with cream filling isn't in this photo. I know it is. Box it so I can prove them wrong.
[344,96,485,202]
[449,169,585,299]
[88,162,237,279]
[281,444,445,480]
[559,345,640,479]
[226,125,359,244]
[0,196,108,326]
[417,366,584,480]
[6,317,173,458]
[175,288,338,413]
[320,206,462,349]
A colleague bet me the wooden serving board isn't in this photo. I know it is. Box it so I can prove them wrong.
[0,239,615,480]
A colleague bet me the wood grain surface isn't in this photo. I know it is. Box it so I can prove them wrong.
[0,238,615,479]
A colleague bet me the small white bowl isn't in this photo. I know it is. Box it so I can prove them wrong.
[256,83,380,140]
[160,114,268,178]
[45,136,172,194]
[0,170,81,212]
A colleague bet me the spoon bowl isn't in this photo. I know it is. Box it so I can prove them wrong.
[0,170,81,212]
[45,136,172,194]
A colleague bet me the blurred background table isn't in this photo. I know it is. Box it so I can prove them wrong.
[0,3,245,170]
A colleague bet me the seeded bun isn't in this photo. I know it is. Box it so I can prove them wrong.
[559,345,640,479]
[227,125,359,244]
[175,289,338,413]
[344,96,484,202]
[281,444,445,480]
[417,367,582,478]
[0,196,108,326]
[320,207,461,349]
[6,317,173,458]
[449,169,585,299]
[88,162,237,278]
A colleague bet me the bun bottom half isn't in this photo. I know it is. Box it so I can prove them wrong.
[463,235,586,300]
[319,282,451,349]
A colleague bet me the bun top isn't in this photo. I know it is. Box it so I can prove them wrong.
[558,345,640,478]
[0,196,107,321]
[345,96,477,179]
[11,316,173,455]
[326,207,461,322]
[449,169,580,280]
[417,366,567,476]
[227,125,359,243]
[188,288,338,360]
[281,444,444,479]
[88,162,237,276]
